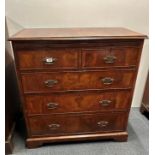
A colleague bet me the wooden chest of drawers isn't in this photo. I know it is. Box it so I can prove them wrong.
[9,28,147,148]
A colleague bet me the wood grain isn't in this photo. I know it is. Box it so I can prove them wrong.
[82,47,140,68]
[9,27,147,41]
[21,70,136,93]
[28,112,128,136]
[25,90,132,115]
[16,48,79,70]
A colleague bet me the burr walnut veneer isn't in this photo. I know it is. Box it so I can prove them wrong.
[9,28,147,148]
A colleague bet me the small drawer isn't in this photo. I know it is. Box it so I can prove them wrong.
[28,112,128,136]
[82,47,140,68]
[25,90,131,115]
[16,48,79,70]
[21,70,135,93]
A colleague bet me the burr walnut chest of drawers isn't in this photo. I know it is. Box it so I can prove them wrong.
[9,28,147,148]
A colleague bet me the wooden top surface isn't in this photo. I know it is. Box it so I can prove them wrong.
[9,27,147,41]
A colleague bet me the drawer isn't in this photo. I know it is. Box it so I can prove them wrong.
[21,70,135,93]
[16,48,79,70]
[82,47,140,68]
[28,112,128,136]
[25,91,131,114]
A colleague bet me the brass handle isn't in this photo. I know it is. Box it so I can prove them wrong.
[99,100,112,106]
[103,55,117,64]
[44,79,58,87]
[47,102,58,109]
[101,77,114,85]
[97,121,109,127]
[43,57,57,65]
[48,124,60,130]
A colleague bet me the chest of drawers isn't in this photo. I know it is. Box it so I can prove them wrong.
[9,28,147,148]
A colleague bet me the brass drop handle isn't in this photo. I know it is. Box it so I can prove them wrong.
[97,121,109,127]
[48,124,60,130]
[43,57,57,65]
[44,79,58,87]
[47,102,59,109]
[99,100,112,106]
[103,55,117,64]
[101,77,114,85]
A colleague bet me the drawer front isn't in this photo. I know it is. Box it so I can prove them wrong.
[16,48,79,70]
[82,47,139,68]
[21,70,135,93]
[25,91,131,114]
[28,112,128,136]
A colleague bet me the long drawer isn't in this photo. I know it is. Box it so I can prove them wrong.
[21,70,136,93]
[25,90,131,115]
[28,112,128,136]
